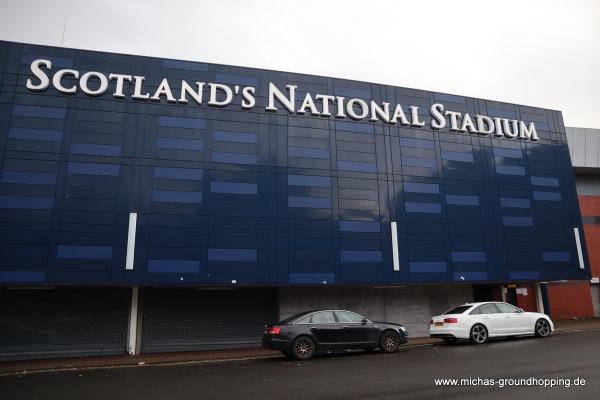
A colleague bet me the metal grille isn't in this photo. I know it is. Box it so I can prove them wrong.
[141,288,278,353]
[0,288,129,361]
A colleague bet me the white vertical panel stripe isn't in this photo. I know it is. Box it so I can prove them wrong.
[391,221,400,272]
[126,212,138,271]
[574,227,585,270]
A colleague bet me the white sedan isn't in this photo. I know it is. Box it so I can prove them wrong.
[429,301,554,344]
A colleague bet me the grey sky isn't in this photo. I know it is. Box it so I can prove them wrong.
[1,0,599,128]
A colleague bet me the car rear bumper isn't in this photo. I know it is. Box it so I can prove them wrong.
[262,336,291,352]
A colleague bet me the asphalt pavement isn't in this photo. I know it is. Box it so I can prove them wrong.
[1,318,598,376]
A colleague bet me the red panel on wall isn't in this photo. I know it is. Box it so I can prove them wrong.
[547,283,594,320]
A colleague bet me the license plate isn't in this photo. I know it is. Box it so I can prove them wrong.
[435,322,444,327]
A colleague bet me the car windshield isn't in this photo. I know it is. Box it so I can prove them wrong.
[443,305,472,315]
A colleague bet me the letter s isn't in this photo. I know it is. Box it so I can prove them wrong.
[26,59,52,91]
[430,103,446,129]
[241,86,256,109]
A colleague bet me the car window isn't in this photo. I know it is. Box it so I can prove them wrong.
[472,304,500,314]
[310,311,336,324]
[496,303,520,313]
[295,315,312,324]
[335,311,365,323]
[444,305,471,315]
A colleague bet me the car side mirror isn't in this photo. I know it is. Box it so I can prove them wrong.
[518,308,524,313]
[361,318,369,325]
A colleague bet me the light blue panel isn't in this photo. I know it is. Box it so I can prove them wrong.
[163,59,208,71]
[531,177,559,187]
[496,165,525,176]
[533,191,562,201]
[493,148,522,158]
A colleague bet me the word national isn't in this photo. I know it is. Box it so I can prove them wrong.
[25,59,539,141]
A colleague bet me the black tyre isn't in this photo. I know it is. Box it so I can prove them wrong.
[443,337,458,345]
[469,324,488,344]
[292,336,315,360]
[379,330,400,353]
[534,318,551,338]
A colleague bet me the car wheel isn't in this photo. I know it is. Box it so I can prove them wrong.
[379,330,400,353]
[292,336,315,360]
[469,324,488,344]
[535,319,551,338]
[443,338,458,345]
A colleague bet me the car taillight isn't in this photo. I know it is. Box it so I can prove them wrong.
[444,318,458,323]
[269,327,281,335]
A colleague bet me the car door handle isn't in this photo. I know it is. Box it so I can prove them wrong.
[342,326,348,329]
[310,327,317,330]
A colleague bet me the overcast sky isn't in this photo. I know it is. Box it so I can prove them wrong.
[1,0,599,128]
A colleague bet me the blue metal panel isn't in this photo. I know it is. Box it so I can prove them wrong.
[0,40,590,287]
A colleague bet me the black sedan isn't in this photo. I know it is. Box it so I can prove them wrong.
[262,309,408,360]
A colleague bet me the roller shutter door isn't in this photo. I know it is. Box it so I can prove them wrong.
[141,288,278,353]
[0,288,129,361]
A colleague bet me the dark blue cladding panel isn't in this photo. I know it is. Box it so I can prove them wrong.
[0,40,590,286]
